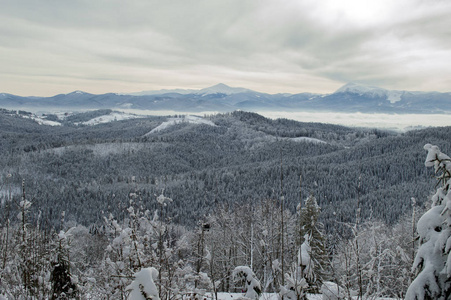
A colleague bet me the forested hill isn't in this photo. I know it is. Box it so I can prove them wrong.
[0,109,449,233]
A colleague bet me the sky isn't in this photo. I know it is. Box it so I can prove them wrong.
[1,0,451,97]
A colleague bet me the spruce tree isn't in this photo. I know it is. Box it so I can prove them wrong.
[51,227,78,300]
[299,194,328,292]
[406,144,451,299]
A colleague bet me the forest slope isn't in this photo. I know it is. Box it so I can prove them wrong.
[0,109,449,234]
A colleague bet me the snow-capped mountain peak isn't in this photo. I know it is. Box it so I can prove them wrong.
[197,83,252,95]
[67,90,90,95]
[335,82,386,96]
[334,82,405,103]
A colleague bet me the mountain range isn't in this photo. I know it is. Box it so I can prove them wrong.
[1,82,451,113]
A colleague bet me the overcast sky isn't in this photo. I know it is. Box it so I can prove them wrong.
[1,0,451,96]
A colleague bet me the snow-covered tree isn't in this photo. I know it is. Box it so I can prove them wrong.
[101,210,140,299]
[100,191,189,299]
[332,218,416,299]
[320,281,345,300]
[406,144,451,299]
[280,234,312,300]
[50,227,79,299]
[233,266,262,300]
[298,194,328,292]
[126,267,159,300]
[2,180,54,298]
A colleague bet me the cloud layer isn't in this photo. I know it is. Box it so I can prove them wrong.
[1,0,451,96]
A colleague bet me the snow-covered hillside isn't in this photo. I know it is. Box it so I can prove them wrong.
[144,115,216,135]
[290,137,327,144]
[79,111,143,125]
[25,115,62,126]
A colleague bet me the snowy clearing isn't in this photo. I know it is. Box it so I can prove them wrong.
[80,111,143,125]
[145,115,216,135]
[289,137,327,144]
[24,115,62,126]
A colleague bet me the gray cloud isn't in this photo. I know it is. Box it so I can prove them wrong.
[1,0,451,96]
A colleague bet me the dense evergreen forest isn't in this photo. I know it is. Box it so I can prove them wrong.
[1,108,450,299]
[0,109,448,231]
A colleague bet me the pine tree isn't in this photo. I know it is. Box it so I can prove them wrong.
[406,144,451,299]
[50,215,79,300]
[298,194,328,292]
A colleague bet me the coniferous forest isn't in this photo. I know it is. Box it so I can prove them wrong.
[1,109,451,299]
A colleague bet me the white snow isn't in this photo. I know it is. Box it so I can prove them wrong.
[386,91,403,103]
[156,194,173,206]
[335,82,387,97]
[126,267,160,300]
[335,82,403,103]
[58,230,67,240]
[290,137,327,144]
[320,282,346,300]
[232,266,262,300]
[81,112,143,125]
[65,90,87,95]
[406,144,451,299]
[144,115,216,135]
[299,235,312,272]
[23,115,62,126]
[210,292,394,300]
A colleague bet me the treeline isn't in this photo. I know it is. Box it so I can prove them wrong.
[0,188,418,299]
[1,109,450,298]
[0,110,450,233]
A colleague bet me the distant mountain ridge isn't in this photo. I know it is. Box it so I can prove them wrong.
[1,83,451,114]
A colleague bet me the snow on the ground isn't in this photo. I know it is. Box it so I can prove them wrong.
[212,293,394,300]
[81,112,143,125]
[24,115,62,126]
[210,293,321,300]
[49,142,150,157]
[290,137,327,144]
[145,115,216,135]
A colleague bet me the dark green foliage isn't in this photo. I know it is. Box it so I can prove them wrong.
[63,109,113,123]
[51,257,78,300]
